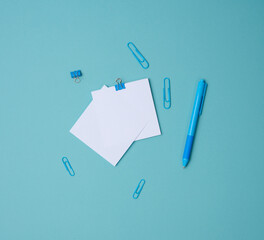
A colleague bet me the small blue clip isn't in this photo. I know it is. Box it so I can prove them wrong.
[133,179,145,199]
[70,70,82,83]
[127,42,149,69]
[163,77,171,109]
[62,157,75,176]
[115,78,126,91]
[199,81,207,115]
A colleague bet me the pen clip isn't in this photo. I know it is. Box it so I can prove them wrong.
[199,82,207,115]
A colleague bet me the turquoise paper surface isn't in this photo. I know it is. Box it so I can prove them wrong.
[1,0,264,239]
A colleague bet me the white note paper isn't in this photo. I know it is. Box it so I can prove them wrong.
[92,79,161,143]
[70,78,161,166]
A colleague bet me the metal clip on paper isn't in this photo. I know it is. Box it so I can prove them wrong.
[163,77,171,109]
[70,70,82,83]
[62,157,75,176]
[127,42,149,69]
[115,78,126,91]
[133,179,145,199]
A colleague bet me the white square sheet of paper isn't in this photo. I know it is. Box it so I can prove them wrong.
[70,78,161,166]
[92,78,161,144]
[70,100,144,166]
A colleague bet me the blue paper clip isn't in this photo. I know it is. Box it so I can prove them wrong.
[70,70,82,83]
[127,42,149,69]
[133,179,145,199]
[115,78,126,91]
[163,77,171,109]
[62,157,75,176]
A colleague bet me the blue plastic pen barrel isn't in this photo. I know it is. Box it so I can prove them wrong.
[182,80,207,167]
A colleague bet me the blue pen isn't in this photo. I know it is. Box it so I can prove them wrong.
[183,79,207,168]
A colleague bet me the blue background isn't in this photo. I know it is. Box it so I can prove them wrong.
[1,0,264,239]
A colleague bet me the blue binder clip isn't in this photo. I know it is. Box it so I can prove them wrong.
[62,157,75,176]
[70,70,82,83]
[115,78,126,91]
[133,179,145,199]
[163,77,171,109]
[127,42,149,69]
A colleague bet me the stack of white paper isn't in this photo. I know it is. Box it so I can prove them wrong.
[70,78,161,166]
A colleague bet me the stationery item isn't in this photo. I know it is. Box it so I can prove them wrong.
[70,70,82,83]
[62,157,75,176]
[115,78,126,91]
[163,77,171,109]
[91,79,161,143]
[182,79,207,167]
[70,100,134,165]
[127,42,149,69]
[70,78,161,166]
[133,179,145,199]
